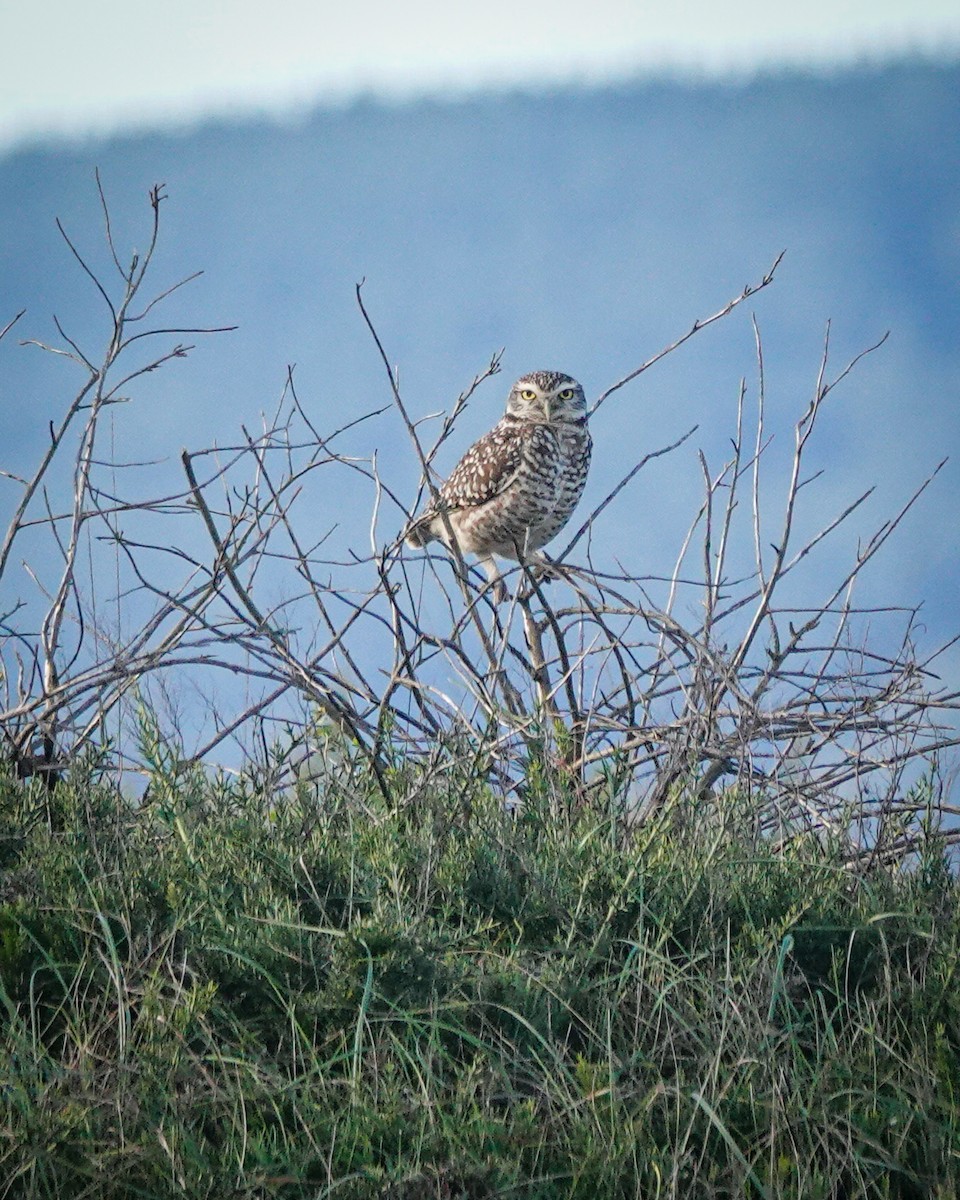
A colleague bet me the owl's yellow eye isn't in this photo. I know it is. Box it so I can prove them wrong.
[520,389,538,401]
[557,388,575,401]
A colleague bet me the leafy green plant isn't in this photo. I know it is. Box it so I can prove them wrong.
[1,753,957,1198]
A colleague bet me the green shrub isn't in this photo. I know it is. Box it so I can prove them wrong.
[0,755,957,1198]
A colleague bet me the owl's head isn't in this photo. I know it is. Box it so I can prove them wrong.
[505,371,587,425]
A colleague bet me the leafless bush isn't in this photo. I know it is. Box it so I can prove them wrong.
[2,183,957,861]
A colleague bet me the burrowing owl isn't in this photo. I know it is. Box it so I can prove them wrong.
[404,371,591,592]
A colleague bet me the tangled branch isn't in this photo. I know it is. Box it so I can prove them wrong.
[1,185,955,866]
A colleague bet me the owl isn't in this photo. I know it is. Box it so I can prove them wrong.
[404,370,591,593]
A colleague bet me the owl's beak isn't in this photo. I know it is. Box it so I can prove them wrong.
[543,399,551,421]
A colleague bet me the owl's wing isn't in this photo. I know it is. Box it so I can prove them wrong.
[435,421,527,512]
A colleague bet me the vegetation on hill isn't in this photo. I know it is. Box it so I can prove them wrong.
[1,750,958,1198]
[2,180,959,1199]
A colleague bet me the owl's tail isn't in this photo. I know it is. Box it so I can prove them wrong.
[403,511,438,549]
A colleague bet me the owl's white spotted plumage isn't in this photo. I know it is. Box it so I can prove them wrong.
[404,371,591,590]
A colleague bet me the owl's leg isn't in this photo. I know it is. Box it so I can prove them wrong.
[477,554,507,604]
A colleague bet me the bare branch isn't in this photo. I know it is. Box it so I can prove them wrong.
[590,251,785,418]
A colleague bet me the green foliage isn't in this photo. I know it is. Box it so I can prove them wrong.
[0,749,958,1199]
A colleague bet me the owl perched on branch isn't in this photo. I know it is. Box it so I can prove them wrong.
[404,371,592,594]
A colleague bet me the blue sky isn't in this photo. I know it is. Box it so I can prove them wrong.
[2,0,959,150]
